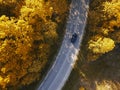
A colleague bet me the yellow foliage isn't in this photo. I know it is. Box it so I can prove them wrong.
[0,0,69,89]
[85,0,120,61]
[102,1,120,30]
[88,37,115,54]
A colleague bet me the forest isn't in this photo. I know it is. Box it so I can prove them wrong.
[0,0,70,89]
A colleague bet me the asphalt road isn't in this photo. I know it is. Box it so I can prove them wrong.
[37,0,90,90]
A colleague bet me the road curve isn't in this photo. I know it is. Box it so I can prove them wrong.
[37,0,90,90]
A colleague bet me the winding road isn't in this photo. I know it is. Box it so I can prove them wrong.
[37,0,90,90]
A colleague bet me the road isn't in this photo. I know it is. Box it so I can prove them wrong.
[37,0,90,90]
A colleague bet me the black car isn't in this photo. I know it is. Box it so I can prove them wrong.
[71,33,77,43]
